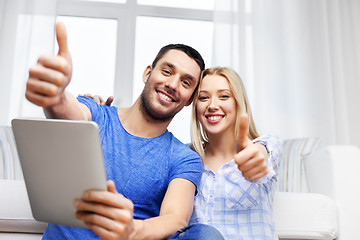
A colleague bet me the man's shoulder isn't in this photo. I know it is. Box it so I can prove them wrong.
[165,134,200,159]
[77,96,119,125]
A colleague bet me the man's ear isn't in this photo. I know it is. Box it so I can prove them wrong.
[143,65,152,83]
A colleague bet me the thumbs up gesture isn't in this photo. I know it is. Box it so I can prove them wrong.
[26,22,73,107]
[234,114,268,181]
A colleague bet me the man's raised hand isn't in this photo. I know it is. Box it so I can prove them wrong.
[234,114,268,181]
[26,22,73,107]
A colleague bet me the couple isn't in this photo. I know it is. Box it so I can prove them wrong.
[26,22,281,239]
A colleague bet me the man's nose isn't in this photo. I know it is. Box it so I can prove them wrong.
[165,75,180,93]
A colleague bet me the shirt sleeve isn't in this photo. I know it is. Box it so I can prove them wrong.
[252,135,283,184]
[169,145,203,193]
[77,96,106,130]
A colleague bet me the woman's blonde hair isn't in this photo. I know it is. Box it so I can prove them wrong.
[190,67,259,159]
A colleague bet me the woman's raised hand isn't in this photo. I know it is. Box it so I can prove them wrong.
[234,114,268,181]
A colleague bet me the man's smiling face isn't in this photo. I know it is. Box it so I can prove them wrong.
[140,49,201,122]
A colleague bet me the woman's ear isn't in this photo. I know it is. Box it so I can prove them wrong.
[142,65,152,83]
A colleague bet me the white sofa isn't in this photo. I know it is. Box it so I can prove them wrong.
[303,145,360,240]
[0,179,47,239]
[273,144,360,240]
[1,127,359,239]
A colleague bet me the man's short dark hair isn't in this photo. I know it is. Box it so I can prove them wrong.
[152,44,205,72]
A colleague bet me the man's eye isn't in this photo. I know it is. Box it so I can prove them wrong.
[182,79,191,87]
[162,69,171,75]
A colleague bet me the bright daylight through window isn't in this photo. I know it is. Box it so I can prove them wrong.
[57,0,215,143]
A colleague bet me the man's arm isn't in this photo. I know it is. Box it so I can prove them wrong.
[43,92,91,120]
[75,178,196,240]
[26,22,91,120]
[132,178,195,239]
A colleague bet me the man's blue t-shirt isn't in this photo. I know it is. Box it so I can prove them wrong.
[42,97,203,239]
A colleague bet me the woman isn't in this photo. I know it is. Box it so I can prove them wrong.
[189,67,282,239]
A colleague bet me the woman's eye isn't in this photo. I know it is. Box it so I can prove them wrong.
[198,96,209,101]
[220,95,230,99]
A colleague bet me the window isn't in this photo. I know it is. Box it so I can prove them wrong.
[56,16,117,98]
[81,0,126,3]
[137,0,214,10]
[56,0,214,143]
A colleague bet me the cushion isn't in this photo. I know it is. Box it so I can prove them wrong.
[274,191,338,240]
[0,179,47,233]
[277,137,321,192]
[0,126,23,180]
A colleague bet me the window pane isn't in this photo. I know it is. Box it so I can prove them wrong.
[80,0,126,3]
[138,0,214,10]
[56,16,117,98]
[133,16,213,143]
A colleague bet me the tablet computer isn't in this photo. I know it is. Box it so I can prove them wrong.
[11,118,107,229]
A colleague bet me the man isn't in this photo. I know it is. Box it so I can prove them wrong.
[26,22,223,239]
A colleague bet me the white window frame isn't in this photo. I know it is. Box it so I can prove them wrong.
[57,0,213,107]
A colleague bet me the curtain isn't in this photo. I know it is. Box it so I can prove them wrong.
[0,0,57,125]
[212,0,360,148]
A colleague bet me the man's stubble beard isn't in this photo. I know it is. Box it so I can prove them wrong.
[140,77,180,122]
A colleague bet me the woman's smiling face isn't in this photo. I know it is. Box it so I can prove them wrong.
[196,74,237,137]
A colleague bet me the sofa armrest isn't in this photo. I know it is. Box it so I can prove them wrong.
[304,145,360,240]
[273,191,338,240]
[0,180,47,233]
